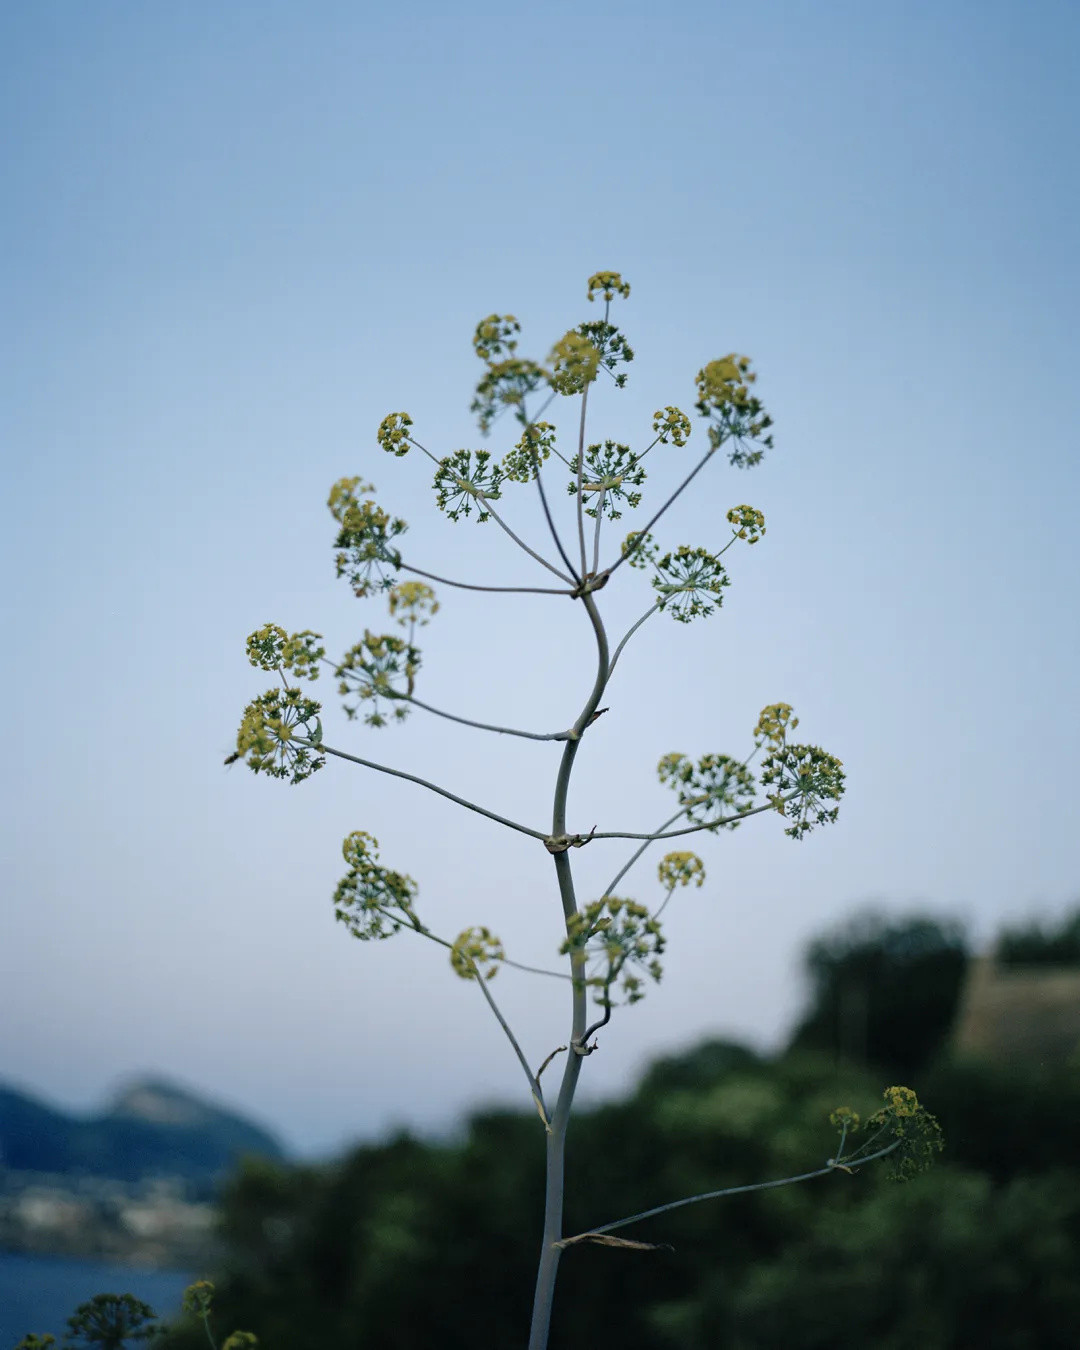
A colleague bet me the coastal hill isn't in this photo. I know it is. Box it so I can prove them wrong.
[0,1076,285,1191]
[0,1077,287,1265]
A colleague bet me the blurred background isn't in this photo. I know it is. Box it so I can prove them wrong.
[2,1,1078,1344]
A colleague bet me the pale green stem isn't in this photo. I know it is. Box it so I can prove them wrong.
[316,742,547,841]
[608,600,662,676]
[475,492,577,584]
[528,589,610,1350]
[403,694,573,742]
[587,790,801,841]
[575,386,590,577]
[372,907,549,1117]
[557,1140,902,1246]
[651,883,677,922]
[399,559,571,596]
[532,453,581,585]
[590,489,605,576]
[601,807,687,897]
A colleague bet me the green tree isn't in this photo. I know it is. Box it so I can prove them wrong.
[61,1295,158,1349]
[788,909,969,1075]
[226,270,936,1346]
[996,904,1080,966]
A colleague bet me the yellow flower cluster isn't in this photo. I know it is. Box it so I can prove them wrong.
[450,926,506,981]
[727,504,766,544]
[652,406,691,446]
[548,330,601,395]
[586,271,631,302]
[658,851,706,889]
[377,411,414,457]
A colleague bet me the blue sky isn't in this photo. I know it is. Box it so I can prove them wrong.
[3,1,1078,1159]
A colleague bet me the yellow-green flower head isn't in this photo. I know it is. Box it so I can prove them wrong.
[336,630,420,726]
[659,752,756,828]
[233,688,325,784]
[502,421,557,483]
[377,412,414,457]
[658,851,705,889]
[696,355,756,407]
[727,505,766,544]
[334,832,419,940]
[222,1334,259,1350]
[245,624,325,681]
[652,545,730,622]
[433,448,504,522]
[754,702,798,748]
[327,476,375,520]
[473,314,520,363]
[621,530,659,570]
[450,926,506,981]
[342,829,379,868]
[471,357,549,435]
[828,1106,860,1132]
[182,1281,215,1315]
[388,581,439,628]
[561,897,665,1007]
[652,406,691,447]
[586,271,630,302]
[884,1086,920,1118]
[548,330,601,395]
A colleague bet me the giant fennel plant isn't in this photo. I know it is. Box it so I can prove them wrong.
[221,271,941,1349]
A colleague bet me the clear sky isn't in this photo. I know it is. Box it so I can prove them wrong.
[3,1,1078,1160]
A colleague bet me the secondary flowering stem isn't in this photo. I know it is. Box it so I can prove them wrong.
[557,1141,902,1246]
[403,695,573,742]
[317,743,547,841]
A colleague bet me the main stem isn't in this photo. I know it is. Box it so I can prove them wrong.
[527,591,609,1350]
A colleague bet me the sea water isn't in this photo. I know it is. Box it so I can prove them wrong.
[0,1251,194,1346]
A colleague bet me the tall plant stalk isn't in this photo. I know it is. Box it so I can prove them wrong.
[228,271,942,1347]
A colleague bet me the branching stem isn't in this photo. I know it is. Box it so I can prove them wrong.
[317,742,547,840]
[557,1141,901,1247]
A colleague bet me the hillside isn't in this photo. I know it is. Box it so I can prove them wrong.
[0,1076,285,1192]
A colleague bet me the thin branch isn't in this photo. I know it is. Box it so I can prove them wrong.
[475,493,577,584]
[503,957,574,981]
[604,446,717,581]
[586,792,800,842]
[608,600,662,676]
[575,387,590,577]
[533,460,581,585]
[399,559,572,596]
[403,694,572,742]
[601,806,687,898]
[378,910,549,1117]
[590,492,605,577]
[557,1141,902,1246]
[469,959,548,1121]
[317,742,548,840]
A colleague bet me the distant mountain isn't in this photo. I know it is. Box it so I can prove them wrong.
[0,1076,286,1192]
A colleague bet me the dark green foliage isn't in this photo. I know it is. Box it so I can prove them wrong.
[788,910,969,1076]
[63,1294,159,1348]
[996,905,1080,966]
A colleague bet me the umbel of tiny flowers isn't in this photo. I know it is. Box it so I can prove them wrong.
[561,897,665,1008]
[754,702,846,840]
[658,751,757,828]
[329,473,408,597]
[181,1280,260,1350]
[333,831,421,940]
[335,630,420,726]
